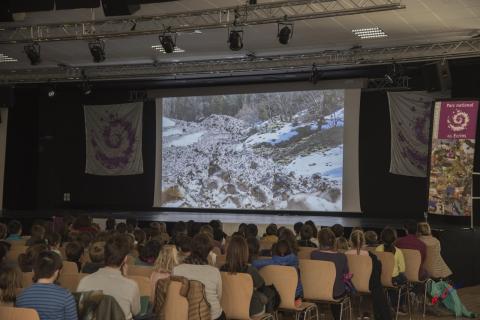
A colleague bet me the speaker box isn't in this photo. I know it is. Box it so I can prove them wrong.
[56,0,100,10]
[102,0,140,16]
[0,87,14,109]
[422,61,452,92]
[10,0,54,13]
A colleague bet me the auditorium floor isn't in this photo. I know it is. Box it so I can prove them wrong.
[278,285,480,320]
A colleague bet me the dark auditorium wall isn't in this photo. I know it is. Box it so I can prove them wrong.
[3,58,480,224]
[4,87,156,210]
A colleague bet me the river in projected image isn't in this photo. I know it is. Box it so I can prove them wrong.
[161,90,344,211]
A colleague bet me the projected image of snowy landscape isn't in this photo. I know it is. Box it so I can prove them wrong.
[161,90,344,211]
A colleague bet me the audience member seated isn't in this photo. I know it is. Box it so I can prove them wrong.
[82,241,105,274]
[126,218,138,234]
[221,235,267,317]
[5,220,22,242]
[278,228,299,256]
[253,240,303,302]
[199,225,221,249]
[0,223,7,241]
[331,224,345,238]
[26,224,46,246]
[395,221,427,279]
[246,224,259,239]
[76,232,94,251]
[45,233,62,257]
[247,236,261,262]
[365,230,379,248]
[334,236,349,253]
[16,251,78,320]
[175,235,192,264]
[297,224,317,248]
[115,223,128,234]
[311,228,349,320]
[77,235,141,320]
[105,217,116,232]
[304,221,319,246]
[18,244,49,272]
[262,224,278,243]
[136,239,162,266]
[293,222,303,240]
[150,245,178,302]
[345,230,369,256]
[0,265,19,306]
[71,216,97,234]
[65,242,84,272]
[376,227,407,313]
[133,229,146,248]
[417,222,452,278]
[173,233,225,320]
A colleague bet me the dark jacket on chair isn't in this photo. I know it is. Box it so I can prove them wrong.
[368,252,392,320]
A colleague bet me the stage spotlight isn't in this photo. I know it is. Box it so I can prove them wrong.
[82,81,92,95]
[88,40,106,63]
[228,30,243,51]
[159,35,176,54]
[277,23,293,45]
[24,42,41,65]
[47,84,56,98]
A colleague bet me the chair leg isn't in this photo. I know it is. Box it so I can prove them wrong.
[339,301,344,320]
[395,287,402,320]
[406,286,412,320]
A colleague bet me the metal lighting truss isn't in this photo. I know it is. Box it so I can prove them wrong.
[1,38,480,83]
[0,0,404,44]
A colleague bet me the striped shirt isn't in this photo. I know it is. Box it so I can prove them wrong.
[16,283,78,320]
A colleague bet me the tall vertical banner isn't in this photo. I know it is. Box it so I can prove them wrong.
[428,100,479,216]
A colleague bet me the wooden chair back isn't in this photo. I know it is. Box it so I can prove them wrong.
[6,246,28,262]
[21,272,34,288]
[402,249,421,282]
[299,259,336,301]
[164,280,188,320]
[62,261,79,274]
[220,272,253,320]
[58,273,87,293]
[346,254,372,293]
[126,275,151,297]
[0,306,40,320]
[373,252,395,287]
[127,265,154,277]
[259,265,298,309]
[297,247,316,260]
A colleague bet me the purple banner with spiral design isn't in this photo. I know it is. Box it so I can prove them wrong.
[84,102,143,176]
[428,100,478,216]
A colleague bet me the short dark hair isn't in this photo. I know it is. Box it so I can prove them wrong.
[115,223,127,234]
[246,236,259,263]
[274,240,292,256]
[7,220,22,235]
[33,251,63,282]
[65,242,84,262]
[293,222,303,235]
[186,233,212,265]
[213,229,225,242]
[176,235,192,253]
[300,224,313,240]
[89,241,105,263]
[45,232,61,247]
[364,231,378,246]
[72,216,91,229]
[404,221,417,235]
[106,218,116,231]
[318,228,336,250]
[209,220,221,231]
[331,224,344,238]
[246,224,258,238]
[126,218,137,229]
[134,229,146,244]
[266,224,278,236]
[139,240,162,264]
[104,235,130,267]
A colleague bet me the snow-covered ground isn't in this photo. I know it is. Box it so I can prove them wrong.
[161,107,343,211]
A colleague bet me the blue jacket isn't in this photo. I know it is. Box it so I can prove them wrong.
[252,254,303,298]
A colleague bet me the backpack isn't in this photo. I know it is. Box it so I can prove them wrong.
[258,284,280,313]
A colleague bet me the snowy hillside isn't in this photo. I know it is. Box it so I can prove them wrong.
[161,102,344,211]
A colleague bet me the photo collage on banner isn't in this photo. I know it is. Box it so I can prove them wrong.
[428,100,479,216]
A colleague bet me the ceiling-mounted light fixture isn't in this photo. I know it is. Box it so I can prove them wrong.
[24,42,41,65]
[80,70,92,95]
[88,39,106,63]
[46,81,56,98]
[277,21,294,45]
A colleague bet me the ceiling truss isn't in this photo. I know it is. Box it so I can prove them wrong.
[1,38,479,84]
[0,0,405,44]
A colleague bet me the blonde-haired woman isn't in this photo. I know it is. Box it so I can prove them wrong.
[345,230,369,256]
[150,245,179,302]
[417,222,452,278]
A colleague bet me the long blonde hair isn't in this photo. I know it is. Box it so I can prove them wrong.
[417,222,431,236]
[349,230,365,255]
[153,245,178,273]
